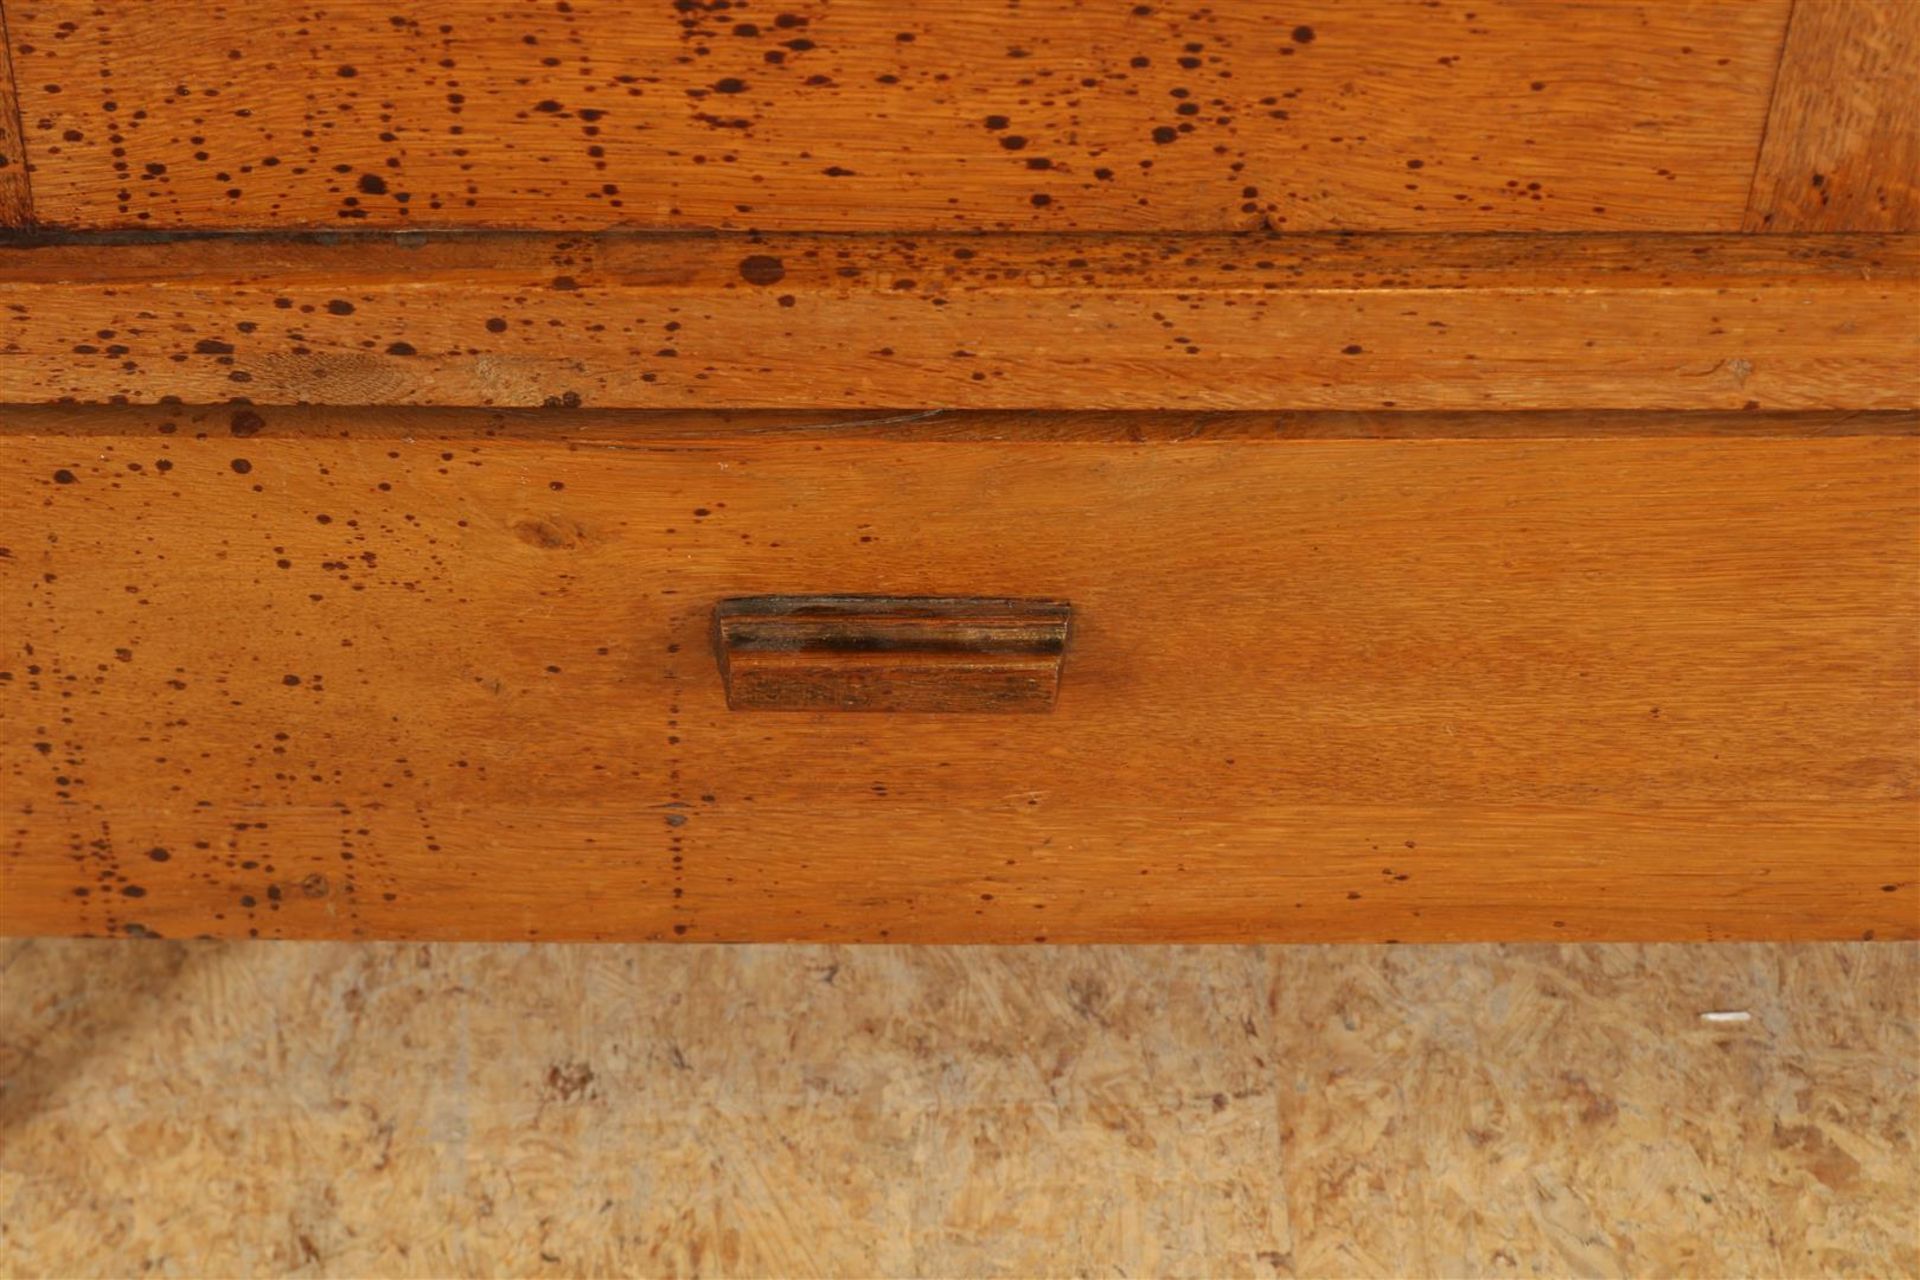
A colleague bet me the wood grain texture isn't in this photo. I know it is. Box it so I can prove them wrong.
[0,1,32,226]
[3,1,1790,233]
[1745,0,1920,231]
[3,939,1915,1278]
[3,419,1914,943]
[2,232,1915,410]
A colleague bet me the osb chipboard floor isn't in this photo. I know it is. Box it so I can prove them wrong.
[0,942,1914,1279]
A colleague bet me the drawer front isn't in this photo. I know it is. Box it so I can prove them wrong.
[6,2,1790,233]
[3,418,1915,942]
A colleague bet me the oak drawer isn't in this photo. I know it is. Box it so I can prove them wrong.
[0,2,1793,234]
[3,409,1914,943]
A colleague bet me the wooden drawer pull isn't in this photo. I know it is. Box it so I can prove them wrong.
[713,596,1072,713]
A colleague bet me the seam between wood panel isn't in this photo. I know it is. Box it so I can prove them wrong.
[0,406,1912,441]
[1742,0,1799,230]
[0,0,33,227]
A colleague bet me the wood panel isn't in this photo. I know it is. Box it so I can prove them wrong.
[1745,0,1920,231]
[3,419,1914,942]
[0,3,32,226]
[2,232,1914,410]
[3,0,1791,232]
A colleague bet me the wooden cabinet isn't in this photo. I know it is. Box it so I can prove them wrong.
[1,3,1914,942]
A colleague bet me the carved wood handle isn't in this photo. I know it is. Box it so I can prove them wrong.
[713,596,1072,713]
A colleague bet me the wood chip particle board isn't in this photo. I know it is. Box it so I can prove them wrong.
[0,939,1914,1278]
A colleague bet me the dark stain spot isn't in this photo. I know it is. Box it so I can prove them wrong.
[230,457,253,474]
[230,409,265,437]
[326,299,356,316]
[194,338,235,355]
[485,317,509,333]
[1151,126,1178,144]
[544,1061,595,1102]
[738,254,786,286]
[52,469,76,484]
[512,518,579,549]
[385,341,417,356]
[357,172,388,195]
[1292,25,1316,43]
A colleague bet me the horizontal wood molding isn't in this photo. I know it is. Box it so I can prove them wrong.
[3,425,1914,942]
[7,1,1789,233]
[1,232,1914,410]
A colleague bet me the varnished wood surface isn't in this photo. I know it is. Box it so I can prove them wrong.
[1745,0,1919,231]
[4,1,1793,233]
[2,232,1914,410]
[3,417,1914,943]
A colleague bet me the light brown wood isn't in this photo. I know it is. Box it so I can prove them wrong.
[3,414,1914,943]
[2,232,1915,410]
[4,1,1791,232]
[1745,0,1920,231]
[0,5,31,227]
